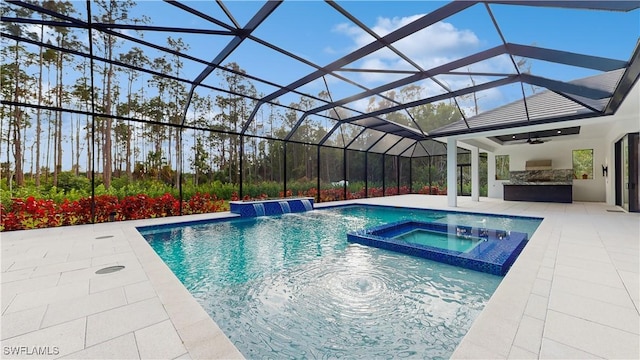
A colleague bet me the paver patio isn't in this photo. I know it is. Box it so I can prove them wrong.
[2,195,638,359]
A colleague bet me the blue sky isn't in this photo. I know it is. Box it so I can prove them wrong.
[6,1,639,172]
[114,0,639,114]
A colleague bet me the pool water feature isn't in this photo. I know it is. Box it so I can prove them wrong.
[278,201,291,214]
[139,205,541,359]
[230,197,314,217]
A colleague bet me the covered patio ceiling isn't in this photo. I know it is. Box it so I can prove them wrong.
[3,0,639,157]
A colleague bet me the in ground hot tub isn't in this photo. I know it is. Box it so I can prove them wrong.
[347,220,528,275]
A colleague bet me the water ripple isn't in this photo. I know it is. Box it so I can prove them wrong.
[146,207,509,359]
[198,245,498,359]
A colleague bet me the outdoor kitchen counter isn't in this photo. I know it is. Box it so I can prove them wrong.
[504,181,572,185]
[503,182,573,203]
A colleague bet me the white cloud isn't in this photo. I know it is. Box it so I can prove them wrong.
[334,15,481,74]
[332,14,518,115]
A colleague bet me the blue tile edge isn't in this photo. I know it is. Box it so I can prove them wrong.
[229,197,315,217]
[319,202,543,222]
[347,220,528,276]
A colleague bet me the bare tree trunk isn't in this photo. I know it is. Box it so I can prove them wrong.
[103,62,113,189]
[86,116,91,180]
[54,51,64,187]
[35,25,44,186]
[70,115,75,174]
[13,108,24,186]
[12,45,24,186]
[75,115,80,176]
[126,126,132,181]
[175,128,181,186]
[45,109,52,183]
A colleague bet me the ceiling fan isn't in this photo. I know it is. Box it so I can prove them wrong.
[512,133,549,145]
[527,136,546,145]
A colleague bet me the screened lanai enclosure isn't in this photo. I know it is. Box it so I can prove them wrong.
[1,1,639,230]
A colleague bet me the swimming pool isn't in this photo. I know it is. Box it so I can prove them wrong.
[140,205,541,359]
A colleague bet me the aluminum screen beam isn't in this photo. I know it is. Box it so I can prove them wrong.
[216,0,241,29]
[163,0,237,32]
[340,77,517,126]
[604,43,640,115]
[326,0,424,72]
[180,1,282,126]
[242,1,477,134]
[93,23,234,35]
[485,0,640,12]
[302,45,505,117]
[258,1,475,104]
[520,74,614,99]
[485,1,640,12]
[506,43,628,72]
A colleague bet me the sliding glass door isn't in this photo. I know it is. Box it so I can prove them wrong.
[616,133,639,212]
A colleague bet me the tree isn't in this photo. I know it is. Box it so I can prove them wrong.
[45,1,80,187]
[1,3,37,187]
[71,63,94,179]
[166,37,189,186]
[93,0,143,189]
[215,63,257,184]
[118,47,149,181]
[190,137,210,186]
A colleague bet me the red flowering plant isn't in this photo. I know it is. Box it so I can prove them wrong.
[11,196,62,229]
[120,194,154,220]
[58,199,85,226]
[367,187,384,198]
[183,193,224,214]
[346,188,366,199]
[297,187,318,199]
[149,193,180,218]
[2,191,232,231]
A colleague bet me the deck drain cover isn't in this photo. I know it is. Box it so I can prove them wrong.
[95,265,125,274]
[95,235,114,239]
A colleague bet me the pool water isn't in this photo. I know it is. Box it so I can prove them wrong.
[394,228,482,252]
[140,205,541,359]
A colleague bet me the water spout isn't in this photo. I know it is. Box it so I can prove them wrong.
[279,201,291,214]
[301,199,313,211]
[253,203,265,217]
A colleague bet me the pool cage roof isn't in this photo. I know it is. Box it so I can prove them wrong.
[3,0,640,158]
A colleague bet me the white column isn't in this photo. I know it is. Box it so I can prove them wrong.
[471,146,479,202]
[447,137,457,207]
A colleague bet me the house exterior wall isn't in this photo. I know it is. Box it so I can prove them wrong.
[488,138,609,202]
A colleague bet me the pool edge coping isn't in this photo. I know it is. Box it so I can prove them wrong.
[4,196,638,359]
[133,201,545,359]
[122,222,246,360]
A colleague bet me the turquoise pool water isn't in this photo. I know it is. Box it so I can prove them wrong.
[395,229,483,252]
[140,205,541,359]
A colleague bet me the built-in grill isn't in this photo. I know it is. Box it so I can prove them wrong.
[525,160,552,171]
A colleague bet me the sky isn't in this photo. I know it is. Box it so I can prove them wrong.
[4,0,639,173]
[116,0,640,114]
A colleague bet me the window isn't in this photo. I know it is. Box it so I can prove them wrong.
[573,149,593,179]
[495,155,510,180]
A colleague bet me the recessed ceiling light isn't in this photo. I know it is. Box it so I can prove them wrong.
[557,130,562,134]
[512,135,516,139]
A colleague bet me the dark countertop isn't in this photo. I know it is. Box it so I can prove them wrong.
[504,182,573,186]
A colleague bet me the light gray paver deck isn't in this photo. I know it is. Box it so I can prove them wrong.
[1,195,638,359]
